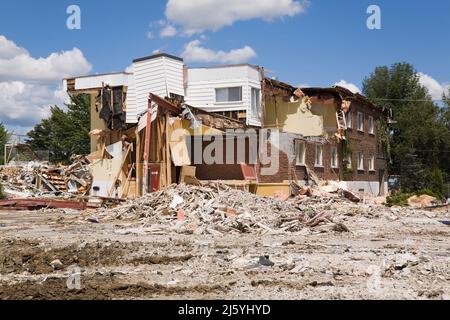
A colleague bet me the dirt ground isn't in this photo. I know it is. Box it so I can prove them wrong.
[0,207,449,300]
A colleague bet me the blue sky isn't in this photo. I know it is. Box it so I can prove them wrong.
[1,0,449,134]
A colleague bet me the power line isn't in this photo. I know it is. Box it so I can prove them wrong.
[370,98,449,103]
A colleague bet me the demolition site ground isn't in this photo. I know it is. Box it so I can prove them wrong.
[0,200,448,300]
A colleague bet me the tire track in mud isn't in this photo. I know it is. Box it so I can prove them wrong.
[0,239,194,275]
[0,276,227,300]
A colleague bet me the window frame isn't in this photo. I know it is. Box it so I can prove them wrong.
[315,144,324,167]
[357,112,364,132]
[368,116,375,135]
[357,151,364,171]
[345,111,352,129]
[295,140,306,166]
[331,146,339,168]
[368,155,375,171]
[346,153,353,170]
[250,87,261,116]
[215,87,243,103]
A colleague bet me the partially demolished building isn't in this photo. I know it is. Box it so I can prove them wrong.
[64,53,391,199]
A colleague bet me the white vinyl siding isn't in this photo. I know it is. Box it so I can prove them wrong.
[185,65,262,126]
[130,56,184,123]
[331,147,338,168]
[295,141,306,166]
[315,145,323,167]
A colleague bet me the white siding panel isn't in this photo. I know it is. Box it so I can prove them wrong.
[74,73,131,90]
[129,56,184,122]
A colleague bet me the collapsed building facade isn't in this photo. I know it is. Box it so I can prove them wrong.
[64,53,391,199]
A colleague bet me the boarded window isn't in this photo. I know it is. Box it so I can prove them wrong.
[215,87,242,102]
[315,145,323,167]
[331,147,338,168]
[295,140,306,165]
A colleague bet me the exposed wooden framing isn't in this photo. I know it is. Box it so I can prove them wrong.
[120,163,135,198]
[136,129,142,197]
[165,112,172,186]
[143,97,152,194]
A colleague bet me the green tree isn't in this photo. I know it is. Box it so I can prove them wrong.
[0,123,9,165]
[362,63,450,195]
[27,94,91,164]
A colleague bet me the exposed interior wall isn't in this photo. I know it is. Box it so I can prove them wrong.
[264,95,325,136]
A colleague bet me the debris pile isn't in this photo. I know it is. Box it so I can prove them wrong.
[0,156,92,199]
[96,182,357,235]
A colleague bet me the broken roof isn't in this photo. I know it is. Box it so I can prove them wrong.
[264,78,388,114]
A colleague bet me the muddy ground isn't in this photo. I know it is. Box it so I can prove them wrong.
[0,208,449,300]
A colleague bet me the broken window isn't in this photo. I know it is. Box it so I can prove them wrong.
[357,152,364,171]
[315,145,323,167]
[357,112,364,132]
[251,88,261,117]
[345,111,352,128]
[368,155,375,171]
[368,116,374,134]
[331,147,338,168]
[215,87,242,103]
[295,140,306,166]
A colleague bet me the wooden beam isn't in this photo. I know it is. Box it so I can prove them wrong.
[136,129,142,197]
[165,112,172,186]
[143,98,152,194]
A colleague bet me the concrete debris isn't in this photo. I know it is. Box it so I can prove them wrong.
[50,259,63,270]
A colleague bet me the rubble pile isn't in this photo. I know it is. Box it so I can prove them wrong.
[0,157,92,199]
[97,182,306,235]
[96,183,360,235]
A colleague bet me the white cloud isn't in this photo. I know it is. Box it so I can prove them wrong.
[181,40,256,64]
[160,25,177,38]
[418,72,449,100]
[0,35,92,133]
[0,81,65,128]
[147,31,154,40]
[165,0,309,35]
[334,80,361,94]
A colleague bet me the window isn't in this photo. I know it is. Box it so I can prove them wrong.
[295,140,306,166]
[368,116,374,134]
[357,152,364,171]
[346,154,352,169]
[331,147,338,168]
[368,155,375,171]
[215,87,242,103]
[251,88,261,117]
[357,112,364,132]
[345,112,352,129]
[315,145,323,167]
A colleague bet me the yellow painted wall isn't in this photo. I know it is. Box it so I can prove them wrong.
[264,95,337,137]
